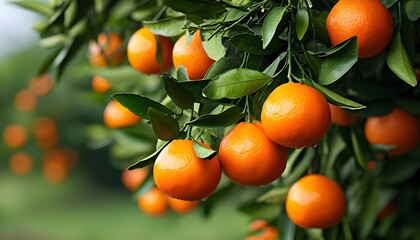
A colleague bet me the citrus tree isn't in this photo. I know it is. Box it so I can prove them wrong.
[16,0,420,239]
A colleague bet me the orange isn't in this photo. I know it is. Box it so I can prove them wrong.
[9,152,33,176]
[172,30,215,80]
[14,89,37,112]
[167,196,199,214]
[137,187,168,216]
[246,219,279,240]
[286,174,346,229]
[28,74,53,96]
[42,149,69,185]
[121,167,149,192]
[89,32,125,67]
[153,139,221,201]
[364,108,420,156]
[127,27,173,74]
[248,219,268,233]
[103,100,142,128]
[92,75,112,93]
[261,82,331,148]
[33,117,59,149]
[3,123,27,149]
[326,0,393,58]
[218,122,288,186]
[329,103,358,126]
[378,201,397,220]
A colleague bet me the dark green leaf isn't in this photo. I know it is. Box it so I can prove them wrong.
[12,0,53,17]
[128,140,171,169]
[358,184,380,239]
[205,46,243,78]
[192,141,216,159]
[179,80,211,102]
[230,33,283,55]
[318,37,358,85]
[176,65,190,81]
[143,16,186,37]
[395,98,420,115]
[405,0,420,21]
[309,37,356,57]
[54,36,84,81]
[187,106,246,129]
[279,211,297,240]
[352,100,394,117]
[148,108,180,141]
[257,187,289,204]
[37,47,62,75]
[382,0,398,8]
[161,0,225,18]
[203,68,272,99]
[350,128,367,170]
[263,52,286,77]
[162,73,195,110]
[112,93,174,120]
[295,9,309,40]
[262,7,287,49]
[387,32,417,86]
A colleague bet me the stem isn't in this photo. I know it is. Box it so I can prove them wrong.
[305,0,317,51]
[246,95,253,123]
[287,21,293,82]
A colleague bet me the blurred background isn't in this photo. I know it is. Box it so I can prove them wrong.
[0,2,250,239]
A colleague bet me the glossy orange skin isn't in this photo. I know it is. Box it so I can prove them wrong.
[89,32,125,67]
[137,187,168,216]
[246,220,279,240]
[365,108,420,156]
[28,74,53,96]
[3,123,27,149]
[329,103,358,126]
[121,167,149,192]
[33,117,59,149]
[261,82,331,148]
[326,0,393,58]
[153,139,221,201]
[103,100,141,128]
[92,75,112,93]
[172,30,215,80]
[14,89,37,112]
[219,122,288,186]
[9,152,33,176]
[167,196,199,214]
[127,27,173,74]
[286,174,346,229]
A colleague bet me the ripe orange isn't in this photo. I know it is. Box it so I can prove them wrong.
[326,0,393,58]
[42,149,69,185]
[329,103,358,126]
[246,219,279,240]
[92,75,112,93]
[172,30,215,80]
[3,123,27,149]
[218,122,288,186]
[89,32,125,67]
[286,174,346,229]
[364,108,420,156]
[167,196,199,214]
[127,27,173,74]
[103,100,142,128]
[28,74,53,96]
[33,117,59,149]
[137,187,168,216]
[261,82,331,148]
[14,89,37,112]
[153,139,221,201]
[121,167,149,192]
[9,152,33,176]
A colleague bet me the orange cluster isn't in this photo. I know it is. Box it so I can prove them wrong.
[246,219,279,240]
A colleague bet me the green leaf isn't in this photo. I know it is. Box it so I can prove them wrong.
[143,16,186,37]
[358,184,380,239]
[295,9,309,40]
[202,32,226,61]
[187,106,246,129]
[12,0,53,17]
[230,33,283,55]
[318,37,358,85]
[279,211,297,240]
[309,37,356,57]
[257,187,290,204]
[350,128,367,170]
[176,65,190,81]
[128,141,171,170]
[112,93,174,120]
[205,46,243,78]
[162,73,195,110]
[192,141,216,159]
[263,52,286,77]
[387,32,417,86]
[148,108,180,141]
[161,0,225,18]
[405,0,420,20]
[179,80,211,103]
[203,68,272,99]
[262,7,287,49]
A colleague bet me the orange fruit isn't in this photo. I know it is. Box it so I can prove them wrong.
[329,103,358,126]
[137,187,168,216]
[246,219,279,240]
[28,74,53,96]
[42,149,69,185]
[127,27,173,74]
[3,123,27,149]
[9,152,33,176]
[14,89,37,112]
[89,32,125,67]
[248,219,268,233]
[261,82,331,148]
[33,117,59,149]
[167,196,199,214]
[121,167,149,192]
[172,30,215,80]
[326,0,393,58]
[92,75,112,93]
[378,200,397,220]
[103,100,142,128]
[153,139,221,201]
[218,122,288,186]
[286,174,346,229]
[364,108,420,156]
